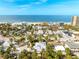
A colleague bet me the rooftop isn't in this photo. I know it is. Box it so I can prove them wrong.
[65,41,79,49]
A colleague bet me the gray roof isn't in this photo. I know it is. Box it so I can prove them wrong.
[66,41,79,49]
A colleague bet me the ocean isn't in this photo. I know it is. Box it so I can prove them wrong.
[0,15,72,23]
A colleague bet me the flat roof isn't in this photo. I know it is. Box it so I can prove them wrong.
[54,45,65,51]
[66,41,79,49]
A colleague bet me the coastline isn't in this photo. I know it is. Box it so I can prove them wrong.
[0,21,71,25]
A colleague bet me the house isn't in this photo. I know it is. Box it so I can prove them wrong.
[0,35,9,41]
[54,45,65,54]
[65,41,79,52]
[65,41,79,57]
[2,41,10,51]
[37,30,43,35]
[33,42,46,53]
[47,30,53,35]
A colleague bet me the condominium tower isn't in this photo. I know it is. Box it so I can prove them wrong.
[72,16,79,26]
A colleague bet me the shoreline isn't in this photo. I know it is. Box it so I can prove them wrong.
[0,21,71,24]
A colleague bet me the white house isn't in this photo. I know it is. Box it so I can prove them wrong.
[54,45,65,54]
[2,41,10,51]
[33,42,46,53]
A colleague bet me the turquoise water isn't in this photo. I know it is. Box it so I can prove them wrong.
[0,15,72,23]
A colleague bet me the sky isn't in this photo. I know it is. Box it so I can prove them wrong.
[0,0,79,15]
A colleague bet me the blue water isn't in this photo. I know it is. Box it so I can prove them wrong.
[0,15,72,23]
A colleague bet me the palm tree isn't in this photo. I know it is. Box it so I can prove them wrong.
[66,55,72,59]
[45,35,49,42]
[65,48,72,59]
[55,55,59,59]
[46,44,56,58]
[47,56,53,59]
[56,50,63,59]
[3,52,9,59]
[38,35,43,42]
[65,48,71,55]
[27,34,34,47]
[73,56,79,59]
[41,49,48,59]
[19,50,28,59]
[23,56,28,59]
[31,50,37,59]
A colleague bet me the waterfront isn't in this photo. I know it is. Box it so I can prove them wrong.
[0,15,71,23]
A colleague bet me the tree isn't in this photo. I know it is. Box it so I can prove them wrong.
[27,35,34,43]
[31,50,37,59]
[55,55,59,59]
[19,50,28,59]
[3,53,9,59]
[46,44,56,58]
[41,49,48,59]
[65,48,71,55]
[45,35,49,42]
[38,35,43,42]
[27,52,31,59]
[23,56,28,59]
[27,25,33,31]
[57,50,63,59]
[6,46,11,54]
[64,25,72,30]
[47,56,52,59]
[74,56,79,59]
[37,56,40,59]
[0,46,4,55]
[27,34,35,47]
[66,55,72,59]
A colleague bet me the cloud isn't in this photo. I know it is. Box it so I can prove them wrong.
[40,0,48,3]
[33,2,41,4]
[2,0,48,5]
[3,0,15,2]
[0,0,79,15]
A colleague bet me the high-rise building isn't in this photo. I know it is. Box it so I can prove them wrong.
[72,16,79,26]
